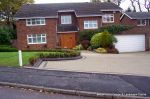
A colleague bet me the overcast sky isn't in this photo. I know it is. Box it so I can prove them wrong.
[35,0,145,11]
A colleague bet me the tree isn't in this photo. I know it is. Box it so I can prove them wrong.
[144,0,150,12]
[136,0,142,12]
[91,0,124,6]
[129,0,137,12]
[125,7,133,12]
[0,0,34,25]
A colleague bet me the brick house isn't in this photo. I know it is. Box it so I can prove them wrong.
[14,2,150,52]
[14,2,122,50]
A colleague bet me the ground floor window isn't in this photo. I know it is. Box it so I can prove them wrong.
[27,34,46,44]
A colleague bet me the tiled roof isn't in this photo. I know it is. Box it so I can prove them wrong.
[14,2,122,18]
[124,12,150,19]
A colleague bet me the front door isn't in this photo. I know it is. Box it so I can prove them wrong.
[60,33,76,49]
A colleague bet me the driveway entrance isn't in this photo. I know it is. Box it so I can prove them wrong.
[38,51,150,77]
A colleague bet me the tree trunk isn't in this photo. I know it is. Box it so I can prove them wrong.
[137,0,142,12]
[130,0,136,12]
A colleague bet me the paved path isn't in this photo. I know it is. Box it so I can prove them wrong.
[0,67,149,97]
[39,51,150,77]
[0,86,95,99]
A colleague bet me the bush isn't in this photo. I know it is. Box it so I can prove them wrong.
[90,30,117,49]
[29,56,38,66]
[73,44,83,50]
[78,25,132,42]
[0,45,17,52]
[81,40,90,49]
[99,30,117,48]
[95,48,107,53]
[90,33,102,49]
[0,26,15,44]
[106,45,119,54]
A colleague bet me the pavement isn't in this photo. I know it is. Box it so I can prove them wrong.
[0,67,149,98]
[0,86,95,99]
[38,51,150,77]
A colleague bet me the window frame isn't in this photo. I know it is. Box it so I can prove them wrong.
[102,14,114,23]
[27,34,47,44]
[61,15,72,24]
[84,20,98,29]
[26,18,46,26]
[137,19,146,26]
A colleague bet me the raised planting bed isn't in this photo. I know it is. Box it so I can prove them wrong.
[28,49,81,66]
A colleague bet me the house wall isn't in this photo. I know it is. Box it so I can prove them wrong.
[102,11,121,26]
[77,16,102,31]
[16,18,57,50]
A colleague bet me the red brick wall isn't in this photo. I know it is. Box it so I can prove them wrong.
[77,16,102,31]
[102,11,121,26]
[16,18,57,50]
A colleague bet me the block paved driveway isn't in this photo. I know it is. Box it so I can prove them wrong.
[38,51,150,77]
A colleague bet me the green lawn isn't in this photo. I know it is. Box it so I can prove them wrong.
[0,52,40,67]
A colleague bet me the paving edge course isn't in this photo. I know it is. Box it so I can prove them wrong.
[0,81,149,99]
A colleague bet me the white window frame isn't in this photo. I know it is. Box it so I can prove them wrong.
[84,20,98,29]
[27,34,47,44]
[26,18,46,26]
[137,19,146,26]
[102,14,114,23]
[61,15,72,24]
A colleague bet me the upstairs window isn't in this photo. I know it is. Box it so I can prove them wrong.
[61,15,72,24]
[84,20,98,29]
[137,19,146,26]
[26,18,45,26]
[102,14,114,23]
[27,34,46,44]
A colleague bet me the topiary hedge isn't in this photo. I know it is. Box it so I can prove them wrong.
[90,30,117,49]
[28,49,81,65]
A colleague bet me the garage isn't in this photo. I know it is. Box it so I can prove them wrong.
[115,35,145,52]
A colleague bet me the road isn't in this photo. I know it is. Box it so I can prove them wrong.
[0,86,96,99]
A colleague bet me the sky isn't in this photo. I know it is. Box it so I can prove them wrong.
[34,0,146,11]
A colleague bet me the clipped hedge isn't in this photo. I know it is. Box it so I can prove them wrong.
[0,45,17,52]
[90,30,117,49]
[78,25,132,42]
[29,49,81,65]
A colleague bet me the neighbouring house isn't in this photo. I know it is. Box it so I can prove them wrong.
[14,2,150,52]
[118,12,150,52]
[14,2,122,50]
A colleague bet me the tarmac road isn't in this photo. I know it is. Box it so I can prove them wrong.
[0,86,96,99]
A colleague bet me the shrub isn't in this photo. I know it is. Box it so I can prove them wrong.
[81,40,90,49]
[73,44,83,50]
[29,56,38,66]
[90,30,117,49]
[95,48,107,53]
[90,33,102,49]
[106,45,119,54]
[99,30,117,48]
[0,45,17,52]
[0,26,15,44]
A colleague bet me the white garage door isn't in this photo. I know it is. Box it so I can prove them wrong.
[115,35,145,52]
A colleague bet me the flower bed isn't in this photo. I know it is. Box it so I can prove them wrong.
[29,49,81,66]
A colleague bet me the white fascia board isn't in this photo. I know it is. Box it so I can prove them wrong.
[77,14,102,17]
[120,13,133,20]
